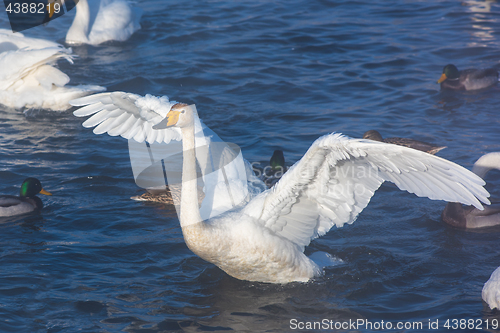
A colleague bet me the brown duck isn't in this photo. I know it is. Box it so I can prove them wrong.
[362,130,446,155]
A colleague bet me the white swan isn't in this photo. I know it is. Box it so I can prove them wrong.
[483,266,500,310]
[71,92,264,219]
[65,0,142,45]
[442,152,500,228]
[71,95,490,283]
[0,29,105,111]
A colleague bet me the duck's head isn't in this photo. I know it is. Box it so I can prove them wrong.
[270,150,285,171]
[153,103,192,129]
[438,64,460,83]
[20,178,52,198]
[362,130,383,142]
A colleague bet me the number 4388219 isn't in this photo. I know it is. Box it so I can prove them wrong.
[5,1,61,15]
[444,319,499,330]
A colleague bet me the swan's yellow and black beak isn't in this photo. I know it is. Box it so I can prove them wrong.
[153,110,181,129]
[39,188,52,196]
[46,3,55,18]
[437,73,447,84]
[153,103,188,129]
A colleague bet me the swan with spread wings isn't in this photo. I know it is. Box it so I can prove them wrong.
[72,92,490,283]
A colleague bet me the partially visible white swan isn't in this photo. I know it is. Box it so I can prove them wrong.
[0,29,105,111]
[71,92,265,219]
[483,266,500,310]
[442,152,500,228]
[65,0,142,45]
[71,96,490,283]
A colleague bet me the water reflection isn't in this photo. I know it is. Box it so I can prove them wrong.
[463,0,498,46]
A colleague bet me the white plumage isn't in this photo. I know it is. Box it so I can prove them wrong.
[65,0,142,45]
[71,92,182,143]
[0,29,105,111]
[178,107,488,283]
[71,98,491,283]
[483,266,500,309]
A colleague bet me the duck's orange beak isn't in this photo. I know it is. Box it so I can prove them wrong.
[39,188,52,196]
[437,73,447,84]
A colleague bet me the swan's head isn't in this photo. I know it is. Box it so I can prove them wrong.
[153,103,192,129]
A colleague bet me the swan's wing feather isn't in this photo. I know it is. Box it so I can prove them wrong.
[245,133,489,249]
[0,47,72,90]
[71,91,182,143]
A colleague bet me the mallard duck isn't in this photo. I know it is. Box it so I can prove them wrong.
[73,96,490,283]
[0,178,52,217]
[65,0,142,45]
[437,64,499,91]
[0,29,105,110]
[362,130,446,155]
[442,152,500,228]
[131,184,205,206]
[260,150,288,188]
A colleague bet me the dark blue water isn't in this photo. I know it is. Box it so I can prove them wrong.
[1,1,500,332]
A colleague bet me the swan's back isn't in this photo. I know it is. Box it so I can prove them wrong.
[66,0,143,45]
[89,0,142,44]
[483,266,500,309]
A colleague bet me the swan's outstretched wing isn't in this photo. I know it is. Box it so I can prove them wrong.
[71,92,182,144]
[244,133,489,249]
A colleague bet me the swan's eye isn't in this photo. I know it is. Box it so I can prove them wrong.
[181,110,185,114]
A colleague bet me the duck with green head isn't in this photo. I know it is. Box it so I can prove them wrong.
[438,64,499,91]
[0,178,52,217]
[262,150,287,188]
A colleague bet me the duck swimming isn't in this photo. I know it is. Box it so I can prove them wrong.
[0,178,52,217]
[442,152,500,228]
[362,130,446,155]
[131,184,205,206]
[437,64,499,91]
[261,150,287,188]
[71,95,490,283]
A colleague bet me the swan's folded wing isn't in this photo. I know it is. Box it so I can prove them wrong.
[244,133,489,249]
[0,47,72,90]
[0,29,61,50]
[71,92,182,144]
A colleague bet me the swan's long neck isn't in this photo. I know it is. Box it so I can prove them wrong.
[472,153,500,179]
[66,0,90,43]
[179,123,202,227]
[178,121,220,263]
